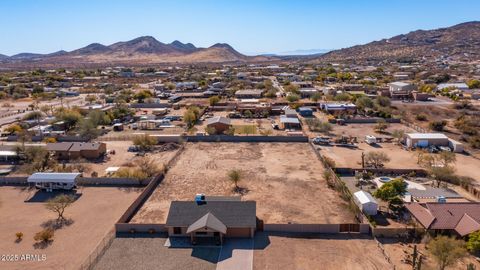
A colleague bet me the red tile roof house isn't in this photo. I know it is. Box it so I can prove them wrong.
[405,202,480,236]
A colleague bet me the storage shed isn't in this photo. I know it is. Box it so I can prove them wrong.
[298,107,313,117]
[404,133,449,149]
[353,190,378,216]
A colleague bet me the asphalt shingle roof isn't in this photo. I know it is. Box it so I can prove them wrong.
[166,201,256,228]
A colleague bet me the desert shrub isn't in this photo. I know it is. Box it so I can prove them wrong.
[132,134,157,151]
[468,136,480,149]
[322,156,336,168]
[415,114,427,121]
[286,94,300,102]
[15,232,23,241]
[305,118,332,133]
[34,228,54,243]
[429,120,447,131]
[467,231,480,252]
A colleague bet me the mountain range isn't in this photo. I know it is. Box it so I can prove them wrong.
[319,21,480,63]
[1,21,480,66]
[0,36,272,66]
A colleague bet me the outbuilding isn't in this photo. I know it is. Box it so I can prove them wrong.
[298,107,313,117]
[280,115,301,130]
[404,133,449,149]
[353,190,378,216]
[27,172,81,192]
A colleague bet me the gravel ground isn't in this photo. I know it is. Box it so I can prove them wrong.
[253,232,392,270]
[94,236,219,270]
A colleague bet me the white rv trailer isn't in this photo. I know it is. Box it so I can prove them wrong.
[27,173,81,192]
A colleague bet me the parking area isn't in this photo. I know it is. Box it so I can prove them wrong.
[131,142,355,224]
[94,236,219,270]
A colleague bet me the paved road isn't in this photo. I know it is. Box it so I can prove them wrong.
[269,76,285,96]
[216,239,254,270]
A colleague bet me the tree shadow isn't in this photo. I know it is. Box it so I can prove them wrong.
[232,186,250,196]
[41,218,74,230]
[33,240,53,249]
[25,190,82,203]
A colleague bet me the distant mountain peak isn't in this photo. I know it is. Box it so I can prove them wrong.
[210,43,235,50]
[319,20,480,63]
[70,43,111,55]
[170,40,197,52]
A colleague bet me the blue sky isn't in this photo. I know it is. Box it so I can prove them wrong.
[1,0,479,56]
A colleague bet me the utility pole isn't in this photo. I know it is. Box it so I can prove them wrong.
[361,152,365,168]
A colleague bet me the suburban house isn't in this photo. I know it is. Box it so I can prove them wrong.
[405,202,480,236]
[46,142,107,160]
[235,89,264,99]
[165,197,256,244]
[206,116,232,134]
[388,82,416,99]
[176,81,199,91]
[320,103,357,115]
[298,88,319,98]
[403,133,463,152]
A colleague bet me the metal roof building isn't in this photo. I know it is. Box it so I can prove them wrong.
[27,173,81,184]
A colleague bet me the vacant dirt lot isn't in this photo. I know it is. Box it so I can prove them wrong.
[76,141,180,176]
[132,142,355,224]
[0,186,141,270]
[330,123,417,139]
[318,142,422,169]
[380,239,480,270]
[253,232,391,270]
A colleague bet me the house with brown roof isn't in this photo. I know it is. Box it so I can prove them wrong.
[165,196,256,245]
[405,202,480,236]
[46,142,107,160]
[206,116,232,134]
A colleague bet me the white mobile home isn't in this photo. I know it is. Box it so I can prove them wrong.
[28,173,80,192]
[353,190,378,216]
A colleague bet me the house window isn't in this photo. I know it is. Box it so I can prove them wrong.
[173,227,181,234]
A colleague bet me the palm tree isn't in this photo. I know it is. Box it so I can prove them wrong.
[227,169,241,191]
